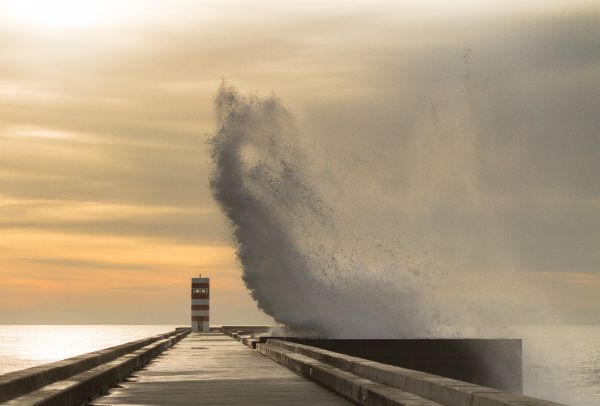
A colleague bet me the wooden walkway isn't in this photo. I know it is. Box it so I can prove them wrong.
[90,333,352,405]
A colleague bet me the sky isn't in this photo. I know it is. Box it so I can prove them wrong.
[0,0,599,325]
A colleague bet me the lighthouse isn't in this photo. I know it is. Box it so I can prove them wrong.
[191,275,210,332]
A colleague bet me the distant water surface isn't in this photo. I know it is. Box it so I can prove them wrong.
[0,325,177,375]
[517,325,600,406]
[0,325,598,405]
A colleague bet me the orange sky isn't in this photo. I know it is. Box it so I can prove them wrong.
[1,0,599,324]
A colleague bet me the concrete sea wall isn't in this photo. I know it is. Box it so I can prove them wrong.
[282,338,522,392]
[255,338,565,406]
[225,328,565,406]
[0,328,190,405]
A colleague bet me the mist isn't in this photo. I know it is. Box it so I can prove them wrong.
[208,67,560,338]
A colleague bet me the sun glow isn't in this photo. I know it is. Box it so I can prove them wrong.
[3,0,113,29]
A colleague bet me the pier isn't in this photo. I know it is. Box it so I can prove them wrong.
[91,332,350,405]
[0,327,566,406]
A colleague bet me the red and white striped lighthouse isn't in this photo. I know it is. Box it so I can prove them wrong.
[191,275,209,332]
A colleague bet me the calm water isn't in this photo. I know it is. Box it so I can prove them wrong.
[0,325,177,375]
[517,325,600,406]
[0,325,598,405]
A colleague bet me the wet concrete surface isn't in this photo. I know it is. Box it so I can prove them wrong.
[90,333,352,405]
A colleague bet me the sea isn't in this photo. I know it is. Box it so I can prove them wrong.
[0,324,598,405]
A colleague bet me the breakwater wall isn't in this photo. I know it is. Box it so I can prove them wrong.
[226,329,565,406]
[282,338,522,392]
[0,328,190,405]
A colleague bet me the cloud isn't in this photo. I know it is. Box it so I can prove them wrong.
[0,194,228,242]
[0,1,598,323]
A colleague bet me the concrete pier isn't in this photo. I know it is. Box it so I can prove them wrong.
[0,329,190,405]
[278,338,523,392]
[90,333,352,405]
[1,329,566,406]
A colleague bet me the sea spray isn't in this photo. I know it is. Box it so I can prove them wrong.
[208,83,551,338]
[209,85,433,337]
